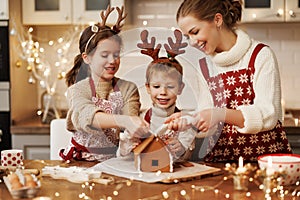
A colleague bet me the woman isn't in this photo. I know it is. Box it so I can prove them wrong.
[167,0,292,162]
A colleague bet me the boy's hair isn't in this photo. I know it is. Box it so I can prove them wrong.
[145,60,183,85]
[137,29,187,85]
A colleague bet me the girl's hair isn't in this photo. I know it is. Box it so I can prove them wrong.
[176,0,242,30]
[65,24,122,87]
[145,59,183,85]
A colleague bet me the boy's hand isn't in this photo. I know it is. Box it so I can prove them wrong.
[167,138,185,157]
[165,112,193,132]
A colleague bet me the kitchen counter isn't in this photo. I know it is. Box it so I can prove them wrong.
[10,117,49,135]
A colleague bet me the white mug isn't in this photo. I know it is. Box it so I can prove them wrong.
[1,149,24,167]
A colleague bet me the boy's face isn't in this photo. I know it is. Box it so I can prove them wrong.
[146,72,184,109]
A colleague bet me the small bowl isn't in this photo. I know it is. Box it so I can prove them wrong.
[258,154,300,186]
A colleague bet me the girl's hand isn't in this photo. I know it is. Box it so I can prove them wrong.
[125,116,150,139]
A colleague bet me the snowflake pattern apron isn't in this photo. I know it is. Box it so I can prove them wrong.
[60,78,124,161]
[199,43,292,162]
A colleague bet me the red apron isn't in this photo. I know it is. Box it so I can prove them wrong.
[199,43,292,162]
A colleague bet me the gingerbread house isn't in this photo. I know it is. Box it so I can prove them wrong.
[133,135,173,173]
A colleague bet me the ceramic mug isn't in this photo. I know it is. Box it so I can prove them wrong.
[1,149,24,167]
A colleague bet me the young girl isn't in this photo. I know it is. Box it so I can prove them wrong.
[60,6,149,162]
[167,0,292,162]
[118,29,196,162]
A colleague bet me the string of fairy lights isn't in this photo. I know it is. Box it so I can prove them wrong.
[43,173,300,200]
[20,160,300,200]
[10,19,82,122]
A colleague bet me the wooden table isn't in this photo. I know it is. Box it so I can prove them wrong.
[0,160,298,200]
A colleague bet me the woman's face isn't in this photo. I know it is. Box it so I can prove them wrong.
[83,38,121,82]
[177,15,221,55]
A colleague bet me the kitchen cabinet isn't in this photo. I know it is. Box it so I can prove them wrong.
[0,0,9,20]
[22,0,124,25]
[241,0,300,22]
[11,118,50,160]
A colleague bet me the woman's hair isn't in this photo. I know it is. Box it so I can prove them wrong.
[65,24,123,87]
[145,59,183,85]
[176,0,242,30]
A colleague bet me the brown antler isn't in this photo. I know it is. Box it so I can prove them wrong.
[99,5,115,27]
[137,30,161,60]
[164,29,188,58]
[112,6,127,33]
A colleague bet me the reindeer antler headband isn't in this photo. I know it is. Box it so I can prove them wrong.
[137,29,188,74]
[84,5,127,53]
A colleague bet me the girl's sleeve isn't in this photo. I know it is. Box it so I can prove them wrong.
[66,80,103,133]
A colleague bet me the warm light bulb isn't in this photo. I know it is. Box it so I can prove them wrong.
[58,37,64,43]
[28,75,36,84]
[15,60,22,68]
[26,65,33,72]
[48,40,54,46]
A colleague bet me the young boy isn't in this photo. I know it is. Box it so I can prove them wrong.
[118,29,196,162]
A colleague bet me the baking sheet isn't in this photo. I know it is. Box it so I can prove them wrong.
[91,156,221,183]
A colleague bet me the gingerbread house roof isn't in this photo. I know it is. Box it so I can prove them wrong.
[133,135,173,172]
[133,135,166,155]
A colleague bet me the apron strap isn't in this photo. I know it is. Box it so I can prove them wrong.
[199,57,210,79]
[89,77,97,97]
[248,43,267,69]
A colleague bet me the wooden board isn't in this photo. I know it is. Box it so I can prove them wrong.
[91,157,222,183]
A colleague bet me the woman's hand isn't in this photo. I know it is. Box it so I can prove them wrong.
[192,108,226,132]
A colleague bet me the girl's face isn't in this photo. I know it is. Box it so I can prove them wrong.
[177,15,221,55]
[146,72,184,109]
[83,38,121,82]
